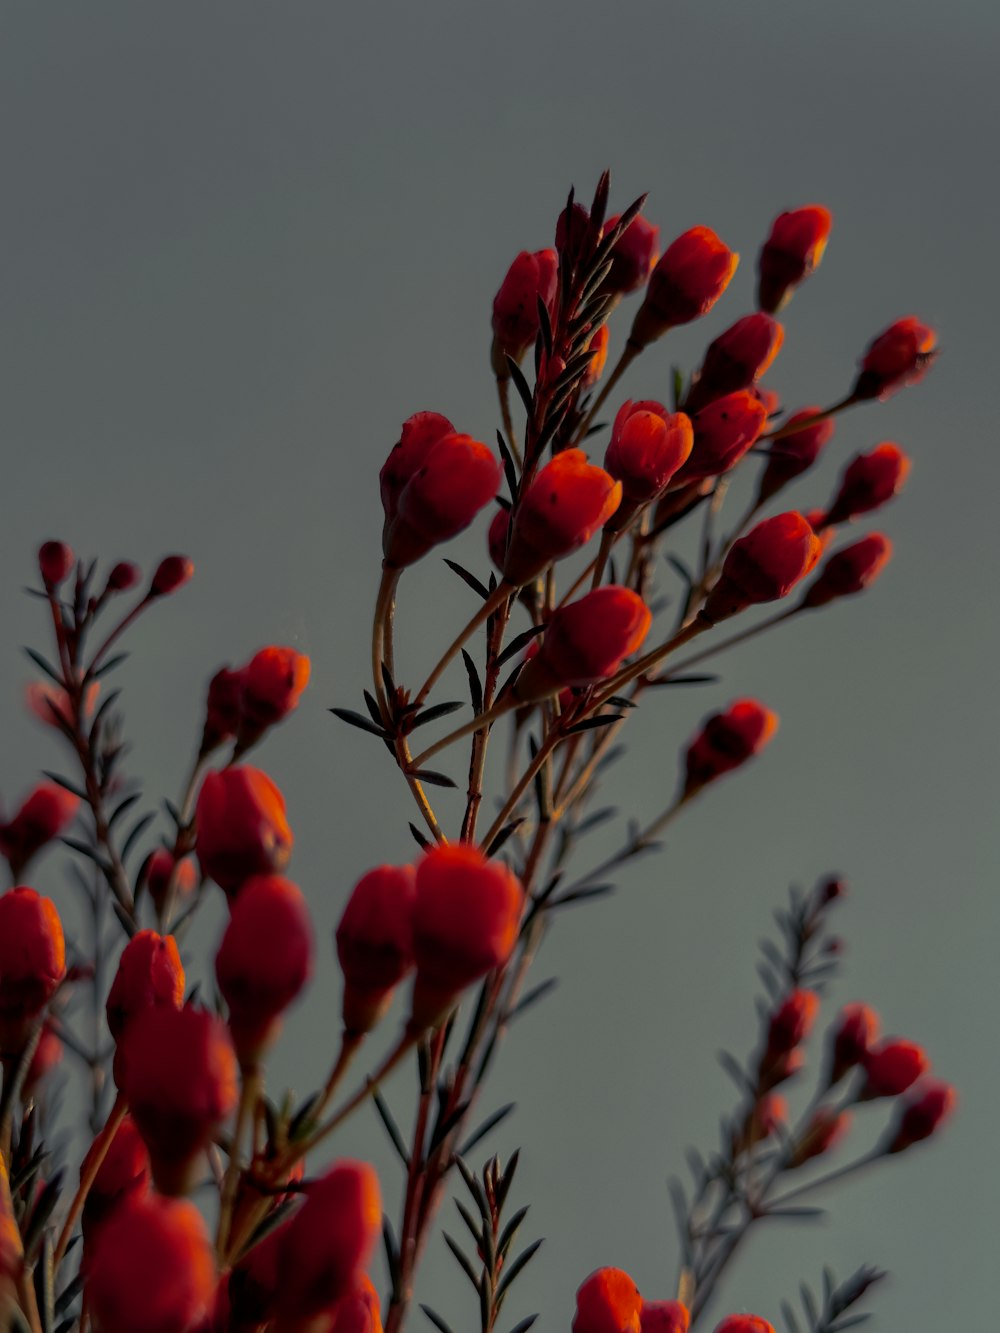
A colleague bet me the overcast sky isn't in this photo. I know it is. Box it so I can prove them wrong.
[1,3,996,1328]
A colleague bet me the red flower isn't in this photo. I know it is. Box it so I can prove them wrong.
[860,1039,928,1099]
[87,1194,216,1333]
[573,1267,643,1333]
[146,850,198,919]
[802,534,893,608]
[715,1316,775,1333]
[26,678,99,731]
[200,666,245,754]
[702,512,821,623]
[149,554,194,598]
[580,323,610,393]
[106,930,185,1086]
[604,401,694,507]
[410,844,524,1030]
[672,391,768,487]
[196,767,293,896]
[885,1080,957,1153]
[336,865,416,1035]
[502,450,622,586]
[766,989,820,1055]
[0,782,80,879]
[756,407,835,504]
[851,316,937,401]
[641,1301,689,1333]
[227,1220,284,1327]
[630,226,739,349]
[121,1005,238,1195]
[38,540,74,588]
[686,314,785,409]
[789,1107,852,1168]
[820,444,910,527]
[828,1002,880,1085]
[514,586,652,703]
[106,560,141,593]
[82,1115,151,1244]
[239,646,311,743]
[683,699,779,795]
[215,875,314,1063]
[757,205,832,313]
[381,431,502,569]
[491,249,559,366]
[602,213,660,295]
[276,1161,382,1323]
[0,887,66,1055]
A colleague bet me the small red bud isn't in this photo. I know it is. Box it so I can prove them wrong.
[38,541,74,588]
[821,444,910,527]
[860,1039,928,1099]
[672,391,768,487]
[601,213,660,295]
[514,586,652,704]
[757,205,832,313]
[502,450,622,586]
[0,888,66,1057]
[106,561,142,593]
[604,401,694,508]
[336,865,416,1035]
[765,989,819,1056]
[756,408,835,504]
[145,850,198,919]
[828,1002,880,1085]
[685,314,784,409]
[788,1107,852,1168]
[885,1080,956,1153]
[0,783,80,879]
[149,555,194,598]
[702,512,821,623]
[239,646,311,742]
[851,316,937,401]
[106,930,185,1087]
[196,767,293,897]
[683,699,778,795]
[573,1267,643,1333]
[714,1315,776,1333]
[491,249,558,367]
[410,845,524,1031]
[630,226,739,349]
[803,534,893,608]
[641,1301,689,1333]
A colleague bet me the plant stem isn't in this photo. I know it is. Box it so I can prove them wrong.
[415,583,513,708]
[53,1095,127,1268]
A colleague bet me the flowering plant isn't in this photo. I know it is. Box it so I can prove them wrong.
[0,172,951,1333]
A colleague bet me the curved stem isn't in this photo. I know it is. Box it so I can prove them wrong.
[86,597,151,678]
[415,583,513,707]
[216,1066,262,1260]
[53,1095,127,1267]
[760,394,855,443]
[496,375,523,469]
[373,565,402,723]
[648,607,799,684]
[408,697,515,771]
[479,727,562,853]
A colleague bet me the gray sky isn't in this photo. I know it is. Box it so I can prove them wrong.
[1,2,996,1328]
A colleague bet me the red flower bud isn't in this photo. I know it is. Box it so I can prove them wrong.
[556,203,591,254]
[196,767,293,896]
[715,1316,775,1333]
[149,554,194,598]
[491,249,558,365]
[381,432,502,569]
[580,322,610,393]
[630,226,739,349]
[602,213,660,295]
[860,1039,928,1099]
[703,512,821,624]
[239,646,311,742]
[604,401,694,508]
[641,1301,689,1333]
[683,699,779,795]
[0,783,80,878]
[82,1115,151,1244]
[686,314,784,409]
[38,541,74,588]
[336,865,416,1035]
[216,875,314,1063]
[276,1161,382,1322]
[885,1080,956,1153]
[25,678,99,731]
[106,930,185,1086]
[672,391,768,487]
[514,586,652,704]
[0,888,66,1055]
[760,1046,805,1091]
[122,1005,238,1195]
[788,1107,852,1168]
[757,205,832,313]
[766,988,819,1056]
[380,413,455,519]
[410,845,524,1030]
[200,667,246,753]
[23,1022,63,1097]
[851,316,937,401]
[756,408,835,504]
[146,850,199,919]
[828,1002,880,1085]
[502,450,622,586]
[573,1267,643,1333]
[106,560,142,593]
[821,444,910,527]
[802,534,892,609]
[87,1194,216,1333]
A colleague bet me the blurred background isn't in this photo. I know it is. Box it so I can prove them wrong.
[1,1,996,1326]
